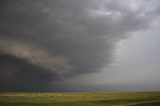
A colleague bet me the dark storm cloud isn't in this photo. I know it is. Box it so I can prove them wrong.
[0,54,56,91]
[0,0,159,90]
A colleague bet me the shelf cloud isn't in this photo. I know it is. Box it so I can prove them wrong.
[0,0,159,91]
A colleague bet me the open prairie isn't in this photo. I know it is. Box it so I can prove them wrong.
[0,92,160,106]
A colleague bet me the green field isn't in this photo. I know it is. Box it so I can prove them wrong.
[0,92,160,106]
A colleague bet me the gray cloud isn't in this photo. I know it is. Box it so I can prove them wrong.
[0,0,159,91]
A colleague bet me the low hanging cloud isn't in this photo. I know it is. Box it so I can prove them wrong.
[0,0,159,90]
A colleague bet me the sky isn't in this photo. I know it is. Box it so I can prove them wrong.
[0,0,160,91]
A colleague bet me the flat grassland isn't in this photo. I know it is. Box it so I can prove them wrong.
[0,92,160,106]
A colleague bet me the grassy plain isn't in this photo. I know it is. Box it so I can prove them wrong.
[0,92,160,106]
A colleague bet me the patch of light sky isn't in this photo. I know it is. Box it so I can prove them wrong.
[61,17,160,88]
